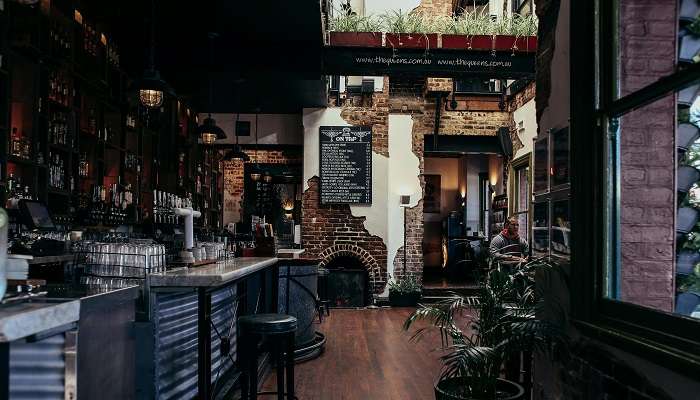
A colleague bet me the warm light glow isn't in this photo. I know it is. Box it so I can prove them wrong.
[460,188,466,198]
[250,172,262,182]
[263,174,273,183]
[201,132,217,145]
[74,10,83,24]
[282,199,295,211]
[100,33,107,46]
[139,89,164,108]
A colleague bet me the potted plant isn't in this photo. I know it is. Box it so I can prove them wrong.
[383,10,438,49]
[404,258,567,400]
[441,11,493,50]
[328,3,383,47]
[388,273,422,307]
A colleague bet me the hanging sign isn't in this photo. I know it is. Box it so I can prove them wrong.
[319,126,372,204]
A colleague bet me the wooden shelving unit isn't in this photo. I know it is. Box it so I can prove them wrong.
[0,1,221,231]
[490,194,508,238]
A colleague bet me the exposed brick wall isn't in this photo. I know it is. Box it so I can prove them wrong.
[415,0,455,17]
[533,340,673,400]
[222,148,303,225]
[618,1,676,311]
[301,177,388,293]
[340,77,390,157]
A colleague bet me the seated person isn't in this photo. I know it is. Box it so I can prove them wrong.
[489,216,529,269]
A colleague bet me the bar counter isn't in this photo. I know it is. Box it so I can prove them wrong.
[138,257,279,400]
[148,257,278,287]
[0,284,139,400]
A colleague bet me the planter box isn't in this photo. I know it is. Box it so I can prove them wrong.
[385,33,439,49]
[434,377,524,400]
[389,291,421,307]
[440,35,537,52]
[329,31,383,47]
[679,123,700,149]
[678,165,700,193]
[678,207,700,234]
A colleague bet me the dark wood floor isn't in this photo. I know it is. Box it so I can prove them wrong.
[261,308,446,400]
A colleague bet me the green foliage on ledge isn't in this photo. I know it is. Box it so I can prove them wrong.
[329,10,538,37]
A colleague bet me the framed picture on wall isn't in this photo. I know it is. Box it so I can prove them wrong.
[424,174,441,213]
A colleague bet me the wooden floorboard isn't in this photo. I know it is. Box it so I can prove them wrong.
[261,308,448,400]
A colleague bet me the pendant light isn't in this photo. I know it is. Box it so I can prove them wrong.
[263,171,273,183]
[138,0,174,108]
[250,111,262,181]
[223,113,249,161]
[197,32,226,145]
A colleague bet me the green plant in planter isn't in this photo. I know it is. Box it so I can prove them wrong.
[389,273,422,307]
[404,258,568,399]
[381,9,429,34]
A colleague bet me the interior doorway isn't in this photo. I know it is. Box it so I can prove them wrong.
[422,153,502,288]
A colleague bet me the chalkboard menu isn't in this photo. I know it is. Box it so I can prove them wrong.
[319,126,372,204]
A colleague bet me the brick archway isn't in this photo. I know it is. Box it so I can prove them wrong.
[319,244,385,293]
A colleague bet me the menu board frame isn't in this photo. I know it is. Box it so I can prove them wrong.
[319,126,372,205]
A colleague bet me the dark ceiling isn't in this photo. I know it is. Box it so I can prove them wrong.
[87,0,327,113]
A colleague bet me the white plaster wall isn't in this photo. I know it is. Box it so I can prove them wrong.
[301,107,389,247]
[199,113,303,146]
[364,0,420,15]
[386,115,421,280]
[301,109,421,284]
[512,98,537,160]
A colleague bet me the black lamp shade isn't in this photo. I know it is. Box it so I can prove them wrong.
[136,69,175,108]
[223,145,250,162]
[197,117,226,144]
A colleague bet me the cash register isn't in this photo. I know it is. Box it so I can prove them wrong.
[9,200,66,257]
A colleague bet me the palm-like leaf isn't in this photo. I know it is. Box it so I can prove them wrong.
[404,258,569,398]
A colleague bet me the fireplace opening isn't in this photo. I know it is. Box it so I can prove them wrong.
[324,255,369,307]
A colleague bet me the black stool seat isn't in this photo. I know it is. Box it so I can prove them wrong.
[239,313,298,334]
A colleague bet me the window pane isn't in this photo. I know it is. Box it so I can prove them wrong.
[533,202,549,257]
[552,128,569,187]
[551,200,570,262]
[616,1,679,99]
[516,166,529,213]
[534,138,548,193]
[606,80,700,319]
[517,212,529,243]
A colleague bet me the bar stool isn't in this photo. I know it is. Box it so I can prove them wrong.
[317,267,331,321]
[238,314,297,400]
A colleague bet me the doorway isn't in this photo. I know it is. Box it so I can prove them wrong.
[422,153,501,288]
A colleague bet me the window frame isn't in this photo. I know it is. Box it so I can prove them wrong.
[571,0,700,376]
[510,154,531,244]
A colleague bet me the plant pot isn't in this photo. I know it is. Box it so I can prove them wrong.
[441,35,494,50]
[389,291,421,307]
[677,250,700,276]
[434,377,524,400]
[676,292,700,316]
[680,0,700,20]
[329,31,383,47]
[493,35,537,52]
[679,123,700,149]
[678,207,700,234]
[680,34,700,64]
[678,83,700,107]
[385,33,439,49]
[679,165,700,192]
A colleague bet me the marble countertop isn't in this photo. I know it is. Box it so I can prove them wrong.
[0,299,80,342]
[149,257,278,288]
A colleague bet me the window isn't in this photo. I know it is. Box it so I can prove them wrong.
[454,78,503,94]
[511,156,530,243]
[570,0,700,373]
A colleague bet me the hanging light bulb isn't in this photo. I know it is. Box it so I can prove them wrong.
[251,171,262,182]
[198,115,225,145]
[249,110,263,181]
[137,0,174,108]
